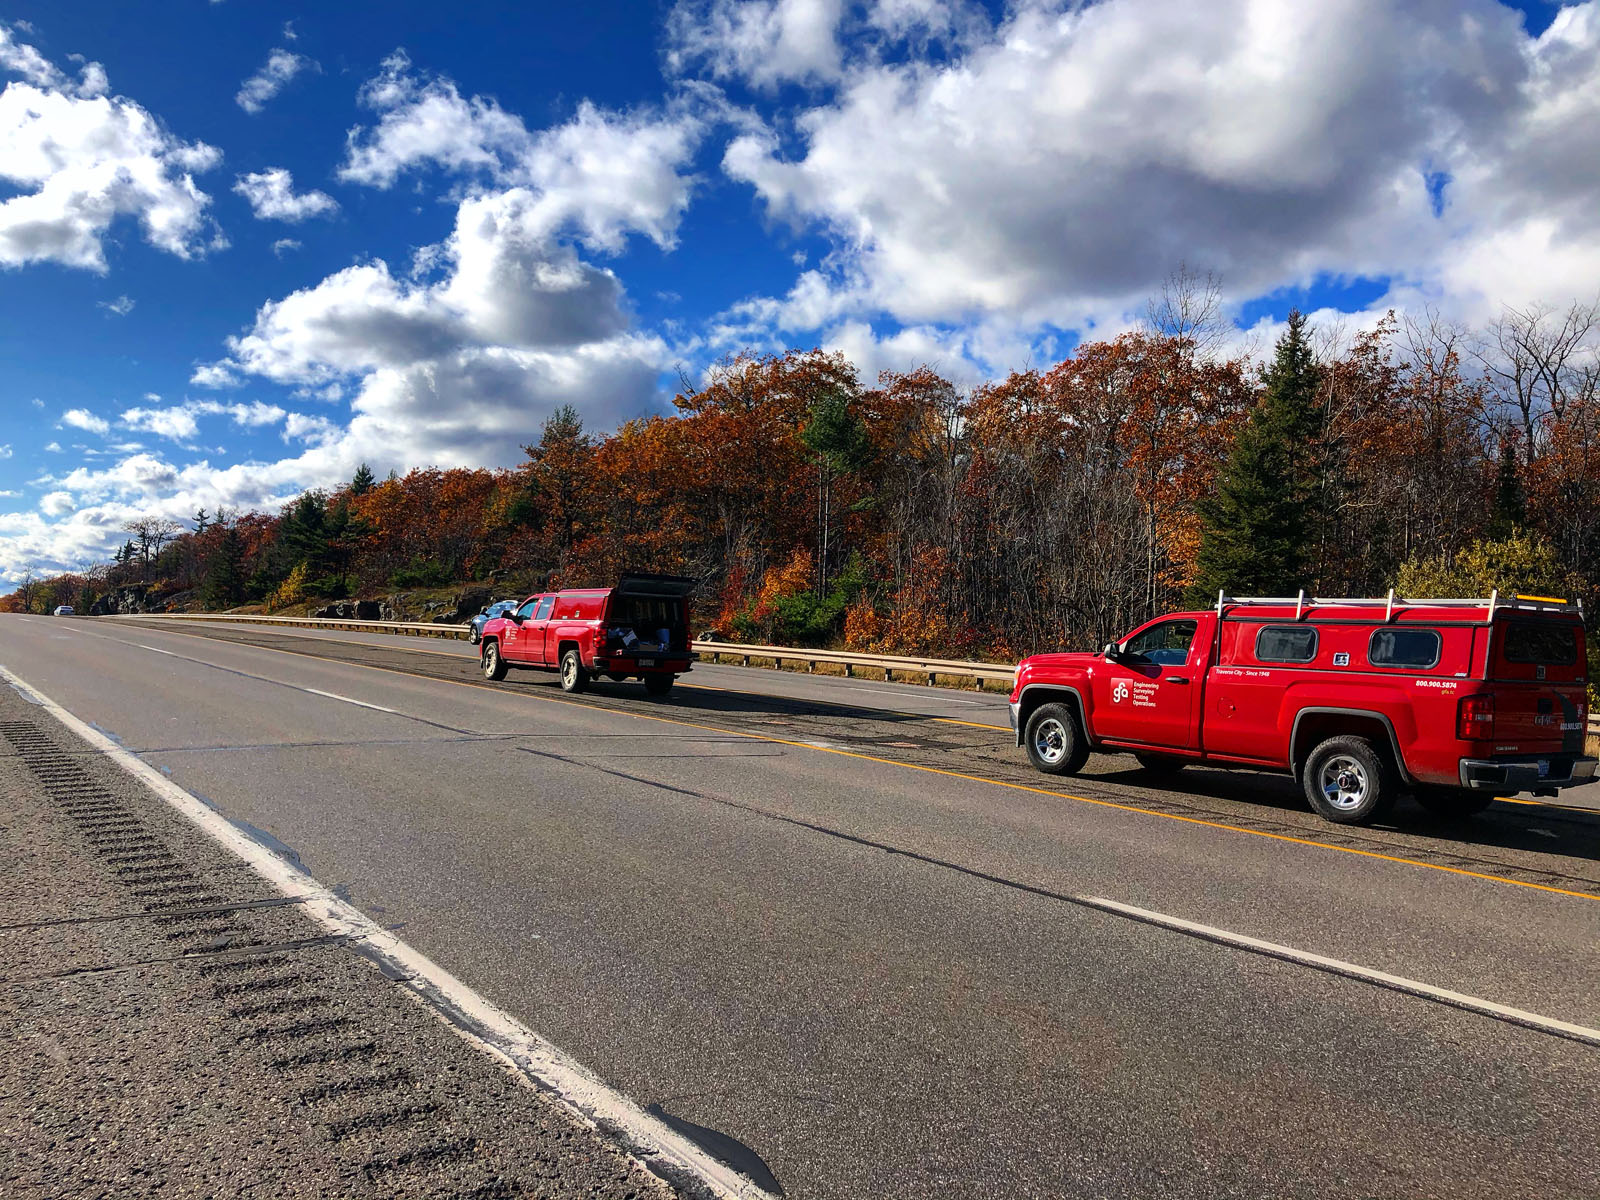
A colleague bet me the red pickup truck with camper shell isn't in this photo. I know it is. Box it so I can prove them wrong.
[479,573,697,696]
[1009,591,1595,824]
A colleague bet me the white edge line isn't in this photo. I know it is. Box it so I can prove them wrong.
[0,663,776,1200]
[303,687,398,714]
[1079,893,1600,1046]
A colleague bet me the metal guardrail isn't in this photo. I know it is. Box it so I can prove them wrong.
[692,641,1016,685]
[117,612,471,638]
[111,613,1020,688]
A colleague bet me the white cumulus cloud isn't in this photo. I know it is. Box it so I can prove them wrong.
[339,51,706,252]
[696,0,1600,370]
[236,48,314,114]
[119,399,289,443]
[233,168,338,222]
[0,26,222,272]
[60,408,110,435]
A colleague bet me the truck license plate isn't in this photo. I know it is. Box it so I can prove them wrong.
[1537,759,1550,779]
[638,658,655,667]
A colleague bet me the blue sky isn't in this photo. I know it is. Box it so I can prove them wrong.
[0,0,1595,582]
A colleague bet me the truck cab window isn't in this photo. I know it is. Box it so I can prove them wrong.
[1123,619,1197,666]
[534,596,555,621]
[515,598,539,620]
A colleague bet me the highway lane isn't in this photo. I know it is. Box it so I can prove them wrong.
[6,614,1600,1198]
[104,616,1017,726]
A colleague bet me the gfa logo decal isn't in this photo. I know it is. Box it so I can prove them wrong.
[1112,680,1129,703]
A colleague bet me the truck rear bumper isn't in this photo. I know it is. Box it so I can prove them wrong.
[1458,756,1597,792]
[591,654,694,675]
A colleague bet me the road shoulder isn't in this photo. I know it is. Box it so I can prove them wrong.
[0,681,686,1200]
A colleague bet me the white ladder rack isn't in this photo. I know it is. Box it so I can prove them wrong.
[1215,589,1583,623]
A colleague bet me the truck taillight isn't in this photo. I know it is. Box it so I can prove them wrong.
[1457,694,1495,740]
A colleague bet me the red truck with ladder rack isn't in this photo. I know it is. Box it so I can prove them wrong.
[1009,591,1595,824]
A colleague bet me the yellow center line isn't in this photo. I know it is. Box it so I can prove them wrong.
[114,620,1600,902]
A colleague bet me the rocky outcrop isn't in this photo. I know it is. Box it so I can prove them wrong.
[90,585,161,615]
[309,592,481,624]
[312,599,388,620]
[450,586,491,622]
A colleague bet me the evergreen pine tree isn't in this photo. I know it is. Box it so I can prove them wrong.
[349,463,376,496]
[1189,310,1322,601]
[1487,436,1526,538]
[201,527,245,609]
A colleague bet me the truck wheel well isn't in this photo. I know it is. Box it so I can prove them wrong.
[1017,687,1086,737]
[1291,712,1406,784]
[558,639,580,659]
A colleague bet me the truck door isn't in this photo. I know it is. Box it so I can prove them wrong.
[500,597,538,663]
[1091,616,1205,750]
[503,596,552,664]
[527,595,556,665]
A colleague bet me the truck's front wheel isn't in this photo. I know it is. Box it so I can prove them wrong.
[1025,703,1089,776]
[481,640,507,681]
[559,649,590,693]
[1304,735,1395,824]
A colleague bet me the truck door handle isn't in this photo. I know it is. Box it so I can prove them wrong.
[1167,676,1190,684]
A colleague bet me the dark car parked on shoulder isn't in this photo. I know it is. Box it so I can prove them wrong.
[468,600,518,645]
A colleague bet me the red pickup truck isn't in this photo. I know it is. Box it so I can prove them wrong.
[479,573,697,696]
[1009,592,1595,824]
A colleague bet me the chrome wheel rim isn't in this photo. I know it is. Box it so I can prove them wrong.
[1032,717,1068,765]
[1319,754,1368,811]
[562,657,576,687]
[483,646,496,675]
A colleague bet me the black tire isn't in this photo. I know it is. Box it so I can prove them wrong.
[468,628,481,646]
[1303,735,1395,824]
[481,640,507,681]
[1024,702,1090,776]
[559,648,589,694]
[643,674,674,697]
[1413,785,1494,819]
[1134,752,1185,775]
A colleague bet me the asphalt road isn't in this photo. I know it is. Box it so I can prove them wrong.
[112,617,1018,725]
[6,613,1600,1198]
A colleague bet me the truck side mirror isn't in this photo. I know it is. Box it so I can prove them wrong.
[1102,642,1120,662]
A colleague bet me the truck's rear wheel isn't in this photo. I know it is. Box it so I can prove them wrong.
[481,641,507,681]
[1134,752,1185,775]
[643,674,673,697]
[1024,703,1089,776]
[1304,735,1395,824]
[1413,785,1494,819]
[559,649,589,693]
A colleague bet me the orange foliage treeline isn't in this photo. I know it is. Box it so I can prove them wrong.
[8,318,1599,658]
